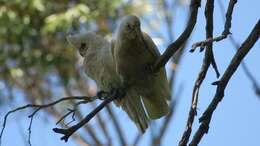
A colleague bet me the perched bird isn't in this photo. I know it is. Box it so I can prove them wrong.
[66,15,171,133]
[113,15,171,119]
[67,31,149,132]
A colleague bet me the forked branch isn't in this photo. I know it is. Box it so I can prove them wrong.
[0,96,97,145]
[190,0,237,52]
[189,20,259,146]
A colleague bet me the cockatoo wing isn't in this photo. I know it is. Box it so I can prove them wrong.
[110,39,149,133]
[139,32,172,119]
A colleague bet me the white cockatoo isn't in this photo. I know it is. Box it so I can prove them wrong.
[66,15,171,133]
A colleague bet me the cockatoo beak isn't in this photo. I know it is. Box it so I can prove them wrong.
[134,27,147,48]
[134,27,141,35]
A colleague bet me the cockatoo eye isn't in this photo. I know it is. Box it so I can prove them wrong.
[79,43,87,57]
[79,43,86,50]
[126,24,132,30]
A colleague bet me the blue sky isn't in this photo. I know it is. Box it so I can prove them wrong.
[1,0,259,146]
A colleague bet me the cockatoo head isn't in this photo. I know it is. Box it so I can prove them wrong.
[67,31,97,57]
[118,15,142,40]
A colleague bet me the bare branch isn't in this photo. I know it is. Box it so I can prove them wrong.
[229,36,260,97]
[179,0,216,145]
[56,108,76,125]
[153,0,202,71]
[190,35,225,52]
[190,0,237,52]
[222,0,237,36]
[64,83,103,144]
[55,100,95,126]
[53,93,117,142]
[28,115,34,146]
[189,20,260,146]
[217,0,260,97]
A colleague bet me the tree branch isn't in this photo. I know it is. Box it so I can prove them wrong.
[217,0,260,97]
[189,20,260,146]
[53,93,117,142]
[153,0,202,71]
[229,36,260,97]
[0,95,97,145]
[190,0,237,52]
[179,0,216,145]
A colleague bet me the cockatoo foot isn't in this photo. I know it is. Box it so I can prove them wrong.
[110,87,126,100]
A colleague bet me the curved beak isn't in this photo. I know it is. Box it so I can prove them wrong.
[134,27,144,41]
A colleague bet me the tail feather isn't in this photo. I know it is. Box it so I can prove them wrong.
[114,89,149,133]
[141,95,169,119]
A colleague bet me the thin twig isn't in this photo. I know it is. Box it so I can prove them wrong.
[190,0,237,52]
[53,82,118,143]
[221,0,237,36]
[28,115,34,146]
[56,100,93,126]
[189,20,260,146]
[64,84,102,144]
[56,108,76,125]
[53,94,117,142]
[190,35,225,52]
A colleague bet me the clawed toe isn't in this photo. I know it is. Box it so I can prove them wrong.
[110,87,126,99]
[97,91,109,100]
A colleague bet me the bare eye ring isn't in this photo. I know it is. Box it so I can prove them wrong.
[79,43,87,51]
[126,24,132,29]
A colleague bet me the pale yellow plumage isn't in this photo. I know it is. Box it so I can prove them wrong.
[114,15,171,119]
